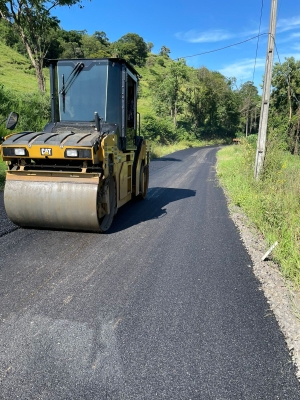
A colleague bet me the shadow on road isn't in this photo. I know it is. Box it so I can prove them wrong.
[151,157,182,162]
[109,186,196,233]
[0,187,196,236]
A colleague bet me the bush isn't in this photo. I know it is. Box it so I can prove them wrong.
[141,114,193,144]
[156,57,165,67]
[17,92,51,131]
[246,134,258,146]
[141,114,176,144]
[146,55,156,67]
[0,85,50,136]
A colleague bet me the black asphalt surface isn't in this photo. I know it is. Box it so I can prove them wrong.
[0,146,299,399]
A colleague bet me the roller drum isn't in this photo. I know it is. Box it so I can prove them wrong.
[4,179,100,231]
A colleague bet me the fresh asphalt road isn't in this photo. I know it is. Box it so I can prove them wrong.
[0,146,299,399]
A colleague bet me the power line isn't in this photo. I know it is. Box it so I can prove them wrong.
[174,33,269,61]
[252,0,264,83]
[272,35,282,64]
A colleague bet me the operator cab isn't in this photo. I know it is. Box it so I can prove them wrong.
[48,58,140,151]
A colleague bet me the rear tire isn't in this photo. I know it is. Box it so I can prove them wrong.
[137,163,149,200]
[99,178,117,232]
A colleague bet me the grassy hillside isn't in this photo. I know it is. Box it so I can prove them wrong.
[0,44,52,188]
[0,42,50,93]
[0,42,38,92]
[136,55,174,116]
[0,43,164,117]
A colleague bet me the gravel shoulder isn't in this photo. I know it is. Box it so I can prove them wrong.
[226,200,300,380]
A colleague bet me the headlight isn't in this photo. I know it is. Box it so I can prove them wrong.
[2,147,28,157]
[64,149,92,158]
[14,148,26,156]
[66,149,78,157]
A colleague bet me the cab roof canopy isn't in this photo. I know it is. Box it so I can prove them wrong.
[47,57,140,79]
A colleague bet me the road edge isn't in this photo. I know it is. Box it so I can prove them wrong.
[225,198,300,380]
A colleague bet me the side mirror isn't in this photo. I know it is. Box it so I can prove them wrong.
[6,112,19,130]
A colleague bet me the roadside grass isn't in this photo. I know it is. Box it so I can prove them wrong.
[151,138,227,159]
[217,138,300,287]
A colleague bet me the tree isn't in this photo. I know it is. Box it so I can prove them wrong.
[0,18,26,55]
[272,57,300,119]
[184,67,240,137]
[93,31,110,46]
[0,0,85,92]
[154,59,188,127]
[58,29,84,58]
[112,33,148,67]
[89,31,112,58]
[147,42,154,53]
[271,57,300,154]
[159,45,170,57]
[238,81,260,136]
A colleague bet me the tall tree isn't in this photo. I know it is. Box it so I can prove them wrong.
[0,0,85,92]
[272,57,300,119]
[159,45,170,57]
[271,57,300,154]
[113,33,147,67]
[184,67,240,137]
[58,29,85,58]
[147,42,154,53]
[89,31,111,57]
[154,59,188,127]
[93,31,110,46]
[238,81,260,136]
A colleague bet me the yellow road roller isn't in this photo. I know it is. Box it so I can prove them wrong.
[0,58,150,232]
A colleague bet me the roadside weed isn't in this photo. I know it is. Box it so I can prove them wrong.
[217,141,300,287]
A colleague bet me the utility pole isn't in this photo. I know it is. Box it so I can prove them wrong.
[254,0,278,179]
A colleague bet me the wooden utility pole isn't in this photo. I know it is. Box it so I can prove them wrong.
[254,0,278,179]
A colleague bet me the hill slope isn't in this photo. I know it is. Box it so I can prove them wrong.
[0,42,46,93]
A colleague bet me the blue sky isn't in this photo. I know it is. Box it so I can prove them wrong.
[53,0,300,90]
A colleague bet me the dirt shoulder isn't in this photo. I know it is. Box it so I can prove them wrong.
[228,203,300,380]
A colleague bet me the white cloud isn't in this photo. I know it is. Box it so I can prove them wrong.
[290,32,300,39]
[218,54,300,84]
[175,29,234,43]
[276,32,300,45]
[219,58,265,81]
[277,16,300,33]
[175,15,300,45]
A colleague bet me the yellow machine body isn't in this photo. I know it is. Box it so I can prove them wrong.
[1,58,150,232]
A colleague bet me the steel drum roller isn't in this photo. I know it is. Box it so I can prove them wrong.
[4,178,100,231]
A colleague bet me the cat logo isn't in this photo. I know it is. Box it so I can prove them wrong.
[40,148,52,156]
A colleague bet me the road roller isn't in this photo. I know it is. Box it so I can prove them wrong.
[0,58,150,232]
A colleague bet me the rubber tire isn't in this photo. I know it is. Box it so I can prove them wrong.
[99,178,117,232]
[137,163,149,200]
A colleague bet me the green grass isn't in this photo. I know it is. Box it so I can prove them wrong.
[217,140,300,287]
[0,42,49,93]
[150,138,227,159]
